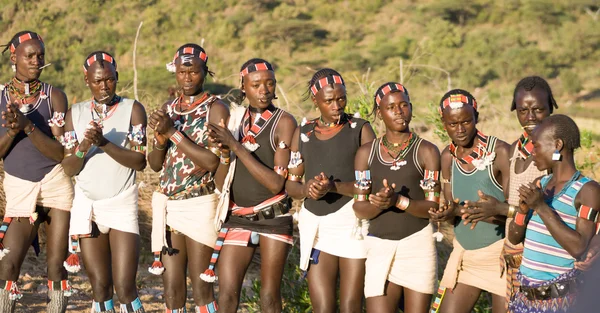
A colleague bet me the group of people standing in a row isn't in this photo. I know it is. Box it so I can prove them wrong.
[0,30,598,313]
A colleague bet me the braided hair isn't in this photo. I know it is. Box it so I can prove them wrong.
[539,114,580,151]
[303,68,345,101]
[237,58,276,104]
[370,82,411,119]
[511,76,558,113]
[439,89,479,121]
[1,30,44,55]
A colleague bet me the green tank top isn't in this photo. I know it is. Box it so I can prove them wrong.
[452,136,505,250]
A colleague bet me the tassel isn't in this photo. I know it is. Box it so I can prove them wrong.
[199,269,217,283]
[200,228,228,283]
[8,282,22,301]
[241,136,259,151]
[0,246,9,260]
[63,253,81,273]
[29,212,38,224]
[148,252,165,275]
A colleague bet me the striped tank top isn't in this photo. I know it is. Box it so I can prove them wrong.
[452,135,506,250]
[520,172,590,282]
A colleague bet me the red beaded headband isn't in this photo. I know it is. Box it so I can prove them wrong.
[240,62,274,77]
[83,52,117,73]
[310,75,345,96]
[375,83,409,106]
[10,32,44,53]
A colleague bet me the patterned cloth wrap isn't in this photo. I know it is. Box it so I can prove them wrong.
[509,269,580,313]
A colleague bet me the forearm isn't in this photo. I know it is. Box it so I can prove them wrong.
[231,142,285,194]
[0,134,16,159]
[286,180,307,200]
[406,199,439,219]
[61,155,85,177]
[173,138,219,172]
[100,143,147,171]
[508,219,527,245]
[26,125,64,162]
[353,201,381,219]
[214,161,230,192]
[332,181,355,197]
[148,148,168,172]
[538,205,590,258]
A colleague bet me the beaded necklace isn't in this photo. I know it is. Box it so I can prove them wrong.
[380,132,417,170]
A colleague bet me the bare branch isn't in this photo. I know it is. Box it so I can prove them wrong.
[133,21,144,101]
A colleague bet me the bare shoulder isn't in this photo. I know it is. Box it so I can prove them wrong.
[418,139,441,157]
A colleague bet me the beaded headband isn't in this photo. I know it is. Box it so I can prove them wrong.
[240,62,274,77]
[310,75,345,96]
[375,82,409,106]
[83,52,117,73]
[166,45,208,73]
[439,94,478,116]
[9,31,44,53]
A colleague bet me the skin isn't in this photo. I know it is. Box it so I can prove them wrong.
[352,91,439,312]
[459,88,553,229]
[507,122,600,261]
[428,104,510,313]
[60,59,147,305]
[0,38,69,287]
[145,54,229,310]
[207,69,297,313]
[285,82,375,313]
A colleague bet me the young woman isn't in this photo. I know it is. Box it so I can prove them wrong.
[353,82,439,313]
[286,68,375,313]
[205,58,297,313]
[147,43,228,313]
[0,30,73,312]
[507,114,600,313]
[429,89,511,313]
[61,51,147,313]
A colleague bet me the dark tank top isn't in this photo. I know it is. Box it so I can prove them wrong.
[230,108,284,207]
[367,136,429,240]
[0,82,58,182]
[301,117,368,216]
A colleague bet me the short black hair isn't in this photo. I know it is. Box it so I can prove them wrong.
[539,114,580,151]
[303,68,344,101]
[439,88,479,120]
[511,76,558,113]
[1,30,43,55]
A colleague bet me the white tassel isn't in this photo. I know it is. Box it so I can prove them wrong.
[301,133,309,142]
[301,117,307,127]
[166,62,176,73]
[350,122,357,128]
[62,261,81,273]
[353,112,361,118]
[147,266,165,276]
[242,141,260,152]
[199,273,217,283]
[432,232,444,242]
[0,248,10,260]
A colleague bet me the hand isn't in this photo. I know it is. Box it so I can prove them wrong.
[149,109,175,137]
[518,182,545,211]
[575,241,600,271]
[461,190,502,228]
[78,138,92,153]
[84,122,108,147]
[306,172,333,200]
[2,104,31,134]
[369,179,397,210]
[154,133,167,146]
[207,119,235,150]
[429,198,460,223]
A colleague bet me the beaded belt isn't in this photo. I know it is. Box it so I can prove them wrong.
[232,198,291,222]
[520,277,581,301]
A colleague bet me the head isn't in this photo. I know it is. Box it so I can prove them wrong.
[167,44,211,96]
[531,114,580,171]
[439,89,479,147]
[83,51,118,104]
[511,76,557,136]
[239,58,276,110]
[2,31,45,82]
[307,68,347,123]
[374,82,412,133]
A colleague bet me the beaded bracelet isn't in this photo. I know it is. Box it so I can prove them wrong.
[25,124,36,135]
[132,146,147,154]
[425,191,440,204]
[287,173,303,182]
[75,146,87,159]
[354,194,369,202]
[169,131,184,146]
[274,166,289,178]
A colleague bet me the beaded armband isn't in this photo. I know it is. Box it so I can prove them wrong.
[209,147,222,158]
[220,150,231,165]
[425,191,440,204]
[354,194,369,202]
[420,170,440,190]
[274,166,289,178]
[287,173,303,182]
[127,124,146,145]
[132,145,147,154]
[170,131,184,146]
[288,151,303,168]
[396,195,410,210]
[515,212,528,226]
[75,146,87,159]
[48,112,66,127]
[354,170,372,190]
[59,131,79,149]
[578,205,599,222]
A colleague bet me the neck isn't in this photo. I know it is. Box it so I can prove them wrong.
[94,94,117,106]
[320,114,344,125]
[249,103,272,114]
[182,92,203,104]
[551,155,577,181]
[14,74,38,84]
[385,128,411,143]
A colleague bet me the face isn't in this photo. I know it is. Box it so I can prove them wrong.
[313,84,347,123]
[175,56,206,96]
[515,87,551,136]
[85,62,118,104]
[442,105,478,147]
[378,91,411,132]
[11,40,45,82]
[531,123,559,171]
[242,70,276,110]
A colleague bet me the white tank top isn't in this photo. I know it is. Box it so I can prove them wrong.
[71,97,136,200]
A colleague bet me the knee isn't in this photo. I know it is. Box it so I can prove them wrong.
[192,281,213,304]
[339,298,363,313]
[217,289,240,311]
[90,277,113,301]
[259,290,281,312]
[114,279,138,303]
[0,259,21,281]
[46,256,67,281]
